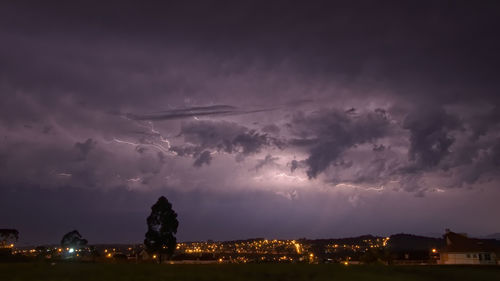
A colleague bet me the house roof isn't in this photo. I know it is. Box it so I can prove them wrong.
[443,231,498,252]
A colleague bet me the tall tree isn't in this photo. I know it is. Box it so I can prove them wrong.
[61,230,88,249]
[144,196,179,263]
[0,229,18,247]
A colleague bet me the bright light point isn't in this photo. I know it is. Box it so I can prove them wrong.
[274,173,307,182]
[344,261,349,265]
[432,248,437,253]
[68,248,74,253]
[365,186,384,191]
[127,177,142,182]
[336,183,384,191]
[152,254,157,259]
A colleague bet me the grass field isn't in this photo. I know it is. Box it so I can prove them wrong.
[1,263,500,281]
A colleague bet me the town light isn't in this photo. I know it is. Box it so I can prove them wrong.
[432,248,437,253]
[153,254,157,259]
[68,248,74,253]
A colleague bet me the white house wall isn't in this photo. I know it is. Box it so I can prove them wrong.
[440,252,496,265]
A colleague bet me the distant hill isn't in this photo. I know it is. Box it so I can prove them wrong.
[482,233,500,240]
[387,233,444,251]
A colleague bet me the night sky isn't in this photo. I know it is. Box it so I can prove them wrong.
[1,1,500,245]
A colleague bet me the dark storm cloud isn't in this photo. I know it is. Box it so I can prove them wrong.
[289,160,300,173]
[372,144,386,152]
[74,138,97,161]
[2,1,499,106]
[402,106,461,171]
[253,154,279,171]
[288,108,392,179]
[174,120,276,163]
[1,0,500,243]
[125,105,239,121]
[193,150,212,168]
[261,124,281,135]
[441,136,500,188]
[468,106,500,141]
[0,1,498,187]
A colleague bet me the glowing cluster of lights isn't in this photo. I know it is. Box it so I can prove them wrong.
[177,239,307,255]
[325,237,390,254]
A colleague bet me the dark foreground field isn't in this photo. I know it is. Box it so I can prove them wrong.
[1,263,500,281]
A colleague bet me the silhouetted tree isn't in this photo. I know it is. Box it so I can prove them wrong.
[0,229,19,247]
[144,196,179,263]
[61,230,88,249]
[0,229,18,257]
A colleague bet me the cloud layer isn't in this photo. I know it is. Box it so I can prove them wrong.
[1,1,500,243]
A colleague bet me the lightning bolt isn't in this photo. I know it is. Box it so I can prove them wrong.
[111,120,177,155]
[112,138,176,155]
